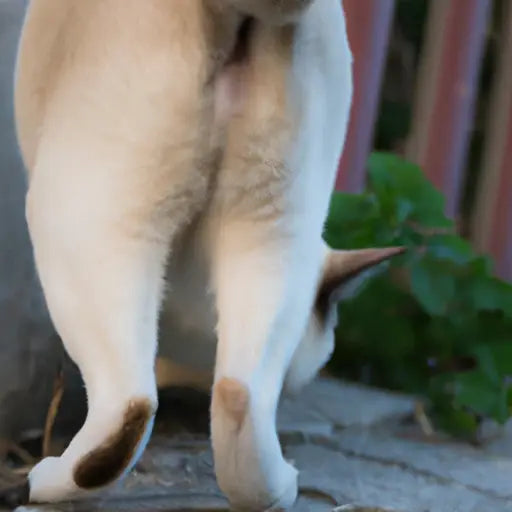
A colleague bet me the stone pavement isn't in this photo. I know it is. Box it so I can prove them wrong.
[8,377,512,512]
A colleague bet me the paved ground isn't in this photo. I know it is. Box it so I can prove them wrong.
[6,376,512,512]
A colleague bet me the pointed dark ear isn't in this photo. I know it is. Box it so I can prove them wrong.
[316,246,406,318]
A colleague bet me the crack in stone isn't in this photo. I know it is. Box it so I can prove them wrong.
[300,435,512,504]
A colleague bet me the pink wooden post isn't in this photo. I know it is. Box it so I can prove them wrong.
[472,1,512,280]
[336,0,395,192]
[406,0,491,218]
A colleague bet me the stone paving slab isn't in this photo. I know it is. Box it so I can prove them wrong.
[278,378,416,431]
[482,420,512,458]
[289,443,512,512]
[335,428,512,500]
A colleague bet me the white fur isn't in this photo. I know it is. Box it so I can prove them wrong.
[15,0,353,509]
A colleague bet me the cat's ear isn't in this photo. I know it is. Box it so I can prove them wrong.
[316,246,406,317]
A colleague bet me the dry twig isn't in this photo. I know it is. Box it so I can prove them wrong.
[42,366,65,458]
[414,401,434,437]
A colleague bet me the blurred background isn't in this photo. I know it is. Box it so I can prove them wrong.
[0,0,511,468]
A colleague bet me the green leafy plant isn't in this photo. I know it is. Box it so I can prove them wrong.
[324,152,512,438]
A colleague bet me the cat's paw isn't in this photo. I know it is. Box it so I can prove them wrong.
[261,468,298,512]
[28,456,84,503]
[28,398,155,503]
[212,378,299,511]
[229,459,298,511]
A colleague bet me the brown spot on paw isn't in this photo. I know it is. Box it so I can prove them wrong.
[214,377,249,429]
[73,398,154,489]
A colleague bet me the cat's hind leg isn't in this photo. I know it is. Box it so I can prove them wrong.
[208,2,353,507]
[208,24,328,511]
[23,67,213,508]
[25,137,209,503]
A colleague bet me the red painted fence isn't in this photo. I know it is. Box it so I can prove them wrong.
[472,0,512,279]
[336,0,395,192]
[337,0,512,280]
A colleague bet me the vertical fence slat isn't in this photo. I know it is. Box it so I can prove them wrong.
[472,1,512,280]
[406,0,491,218]
[335,0,395,192]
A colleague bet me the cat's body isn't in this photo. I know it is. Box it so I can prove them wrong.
[13,1,399,509]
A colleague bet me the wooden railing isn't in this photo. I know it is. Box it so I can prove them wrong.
[337,0,512,280]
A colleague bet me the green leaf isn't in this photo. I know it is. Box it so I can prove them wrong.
[327,192,376,225]
[472,343,512,384]
[395,197,416,223]
[452,370,508,423]
[324,192,380,249]
[367,152,453,229]
[470,255,494,276]
[426,234,475,265]
[471,345,501,386]
[410,257,456,315]
[469,276,512,316]
[436,407,479,438]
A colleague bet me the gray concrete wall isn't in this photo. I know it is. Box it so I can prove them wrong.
[0,0,61,439]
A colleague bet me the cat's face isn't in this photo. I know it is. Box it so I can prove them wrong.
[284,245,405,393]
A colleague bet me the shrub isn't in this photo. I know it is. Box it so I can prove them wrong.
[325,152,512,438]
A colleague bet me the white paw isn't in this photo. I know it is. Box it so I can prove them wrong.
[28,456,84,503]
[228,458,298,511]
[212,378,299,511]
[263,462,298,512]
[27,398,155,504]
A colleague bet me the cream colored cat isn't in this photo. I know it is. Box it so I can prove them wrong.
[14,1,402,509]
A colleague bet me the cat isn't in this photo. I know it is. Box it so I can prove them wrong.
[14,0,402,509]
